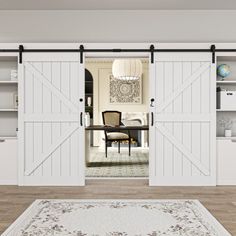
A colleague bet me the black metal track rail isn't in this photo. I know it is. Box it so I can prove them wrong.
[1,48,236,53]
[0,48,149,53]
[2,48,236,52]
[0,49,19,52]
[1,44,236,64]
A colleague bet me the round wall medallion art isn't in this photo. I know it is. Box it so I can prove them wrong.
[109,76,142,104]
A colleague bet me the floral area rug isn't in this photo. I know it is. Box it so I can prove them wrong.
[2,200,231,236]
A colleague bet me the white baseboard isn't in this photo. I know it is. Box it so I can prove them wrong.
[0,179,18,185]
[217,178,236,185]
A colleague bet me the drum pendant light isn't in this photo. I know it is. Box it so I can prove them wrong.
[112,59,142,80]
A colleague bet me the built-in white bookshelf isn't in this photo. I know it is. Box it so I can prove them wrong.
[216,56,236,139]
[0,56,18,138]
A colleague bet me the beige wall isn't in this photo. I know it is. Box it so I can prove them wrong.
[0,10,236,42]
[86,59,149,146]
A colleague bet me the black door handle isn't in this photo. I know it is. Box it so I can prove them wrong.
[80,112,83,126]
[151,112,154,126]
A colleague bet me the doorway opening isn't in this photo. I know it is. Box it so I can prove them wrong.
[84,57,149,179]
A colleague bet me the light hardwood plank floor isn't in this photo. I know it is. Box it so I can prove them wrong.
[0,180,235,235]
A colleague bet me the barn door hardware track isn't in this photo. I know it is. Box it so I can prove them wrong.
[0,44,235,64]
[19,45,24,64]
[80,45,84,64]
[211,45,216,64]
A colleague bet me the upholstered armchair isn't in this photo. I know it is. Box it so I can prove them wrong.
[102,111,131,157]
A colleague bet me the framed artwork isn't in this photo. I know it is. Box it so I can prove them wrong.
[109,75,142,104]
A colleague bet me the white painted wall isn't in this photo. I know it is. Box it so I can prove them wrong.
[0,10,236,42]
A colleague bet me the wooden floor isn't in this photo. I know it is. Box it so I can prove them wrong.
[0,180,235,235]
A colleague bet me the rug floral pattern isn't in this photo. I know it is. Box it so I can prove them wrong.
[5,200,229,236]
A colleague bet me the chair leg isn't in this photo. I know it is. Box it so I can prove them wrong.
[105,142,108,158]
[129,139,131,156]
[118,141,120,153]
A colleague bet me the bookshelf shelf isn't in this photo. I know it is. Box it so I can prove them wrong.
[217,136,236,140]
[0,109,18,112]
[216,109,236,112]
[217,80,236,84]
[0,136,17,140]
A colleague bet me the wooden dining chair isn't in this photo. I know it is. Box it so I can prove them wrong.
[102,111,131,157]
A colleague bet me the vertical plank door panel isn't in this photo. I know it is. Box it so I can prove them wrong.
[149,53,216,186]
[42,62,53,177]
[18,53,84,186]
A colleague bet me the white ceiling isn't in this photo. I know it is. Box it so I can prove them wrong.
[0,0,236,10]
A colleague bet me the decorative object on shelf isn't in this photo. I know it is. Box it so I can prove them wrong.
[112,59,142,80]
[10,70,18,81]
[225,129,232,137]
[109,75,142,104]
[218,117,233,137]
[87,96,92,106]
[217,88,236,110]
[13,93,18,109]
[217,64,230,80]
[84,112,90,127]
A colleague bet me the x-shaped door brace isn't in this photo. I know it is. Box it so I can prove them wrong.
[157,62,210,112]
[25,62,80,112]
[156,123,210,176]
[23,62,81,176]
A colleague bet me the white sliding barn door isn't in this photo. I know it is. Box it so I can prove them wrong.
[18,53,85,186]
[149,53,216,186]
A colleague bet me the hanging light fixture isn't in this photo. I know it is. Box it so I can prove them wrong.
[112,59,142,80]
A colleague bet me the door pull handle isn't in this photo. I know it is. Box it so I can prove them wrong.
[80,112,83,126]
[151,112,154,126]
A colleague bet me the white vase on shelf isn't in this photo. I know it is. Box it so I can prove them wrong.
[225,129,232,137]
[13,93,18,109]
[87,97,92,106]
[10,70,18,81]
